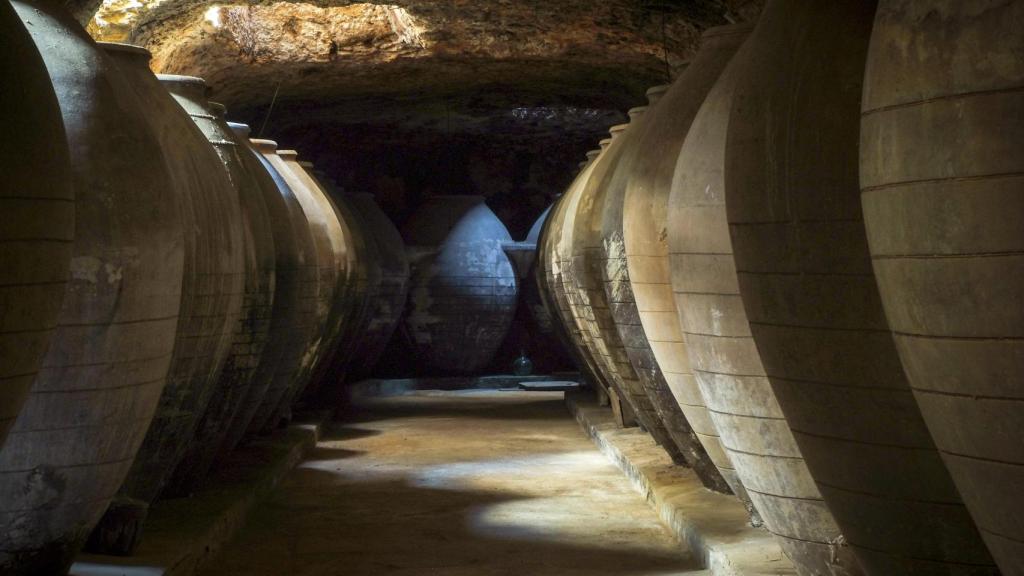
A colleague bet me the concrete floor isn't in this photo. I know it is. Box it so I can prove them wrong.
[200,390,705,576]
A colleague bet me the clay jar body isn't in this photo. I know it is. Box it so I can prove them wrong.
[270,154,355,413]
[861,1,1024,572]
[670,23,850,574]
[543,152,612,395]
[0,1,73,448]
[0,2,185,572]
[571,116,685,459]
[726,1,995,574]
[305,171,378,387]
[591,107,695,466]
[156,84,277,496]
[402,196,517,374]
[247,140,321,435]
[87,54,245,554]
[511,207,571,373]
[344,193,410,378]
[284,157,368,404]
[627,27,753,497]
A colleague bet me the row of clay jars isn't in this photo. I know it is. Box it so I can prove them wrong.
[718,1,998,574]
[401,195,518,374]
[83,47,247,554]
[0,2,187,573]
[665,1,999,575]
[0,5,375,567]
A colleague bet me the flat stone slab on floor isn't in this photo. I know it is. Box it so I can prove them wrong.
[565,391,796,576]
[346,374,580,398]
[70,416,324,576]
[518,380,581,391]
[199,390,707,575]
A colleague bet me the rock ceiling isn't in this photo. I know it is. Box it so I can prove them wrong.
[86,0,761,134]
[81,0,762,233]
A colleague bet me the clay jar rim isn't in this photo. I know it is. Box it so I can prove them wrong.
[156,74,212,98]
[97,41,152,61]
[250,138,279,153]
[702,21,755,40]
[646,84,670,100]
[228,122,252,138]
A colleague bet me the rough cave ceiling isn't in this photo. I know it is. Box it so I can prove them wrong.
[84,0,762,233]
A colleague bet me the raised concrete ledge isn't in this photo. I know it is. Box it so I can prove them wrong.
[565,391,797,576]
[71,414,326,576]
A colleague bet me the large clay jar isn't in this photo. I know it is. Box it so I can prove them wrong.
[543,150,613,395]
[344,192,410,378]
[85,60,245,553]
[0,2,185,572]
[861,2,1024,573]
[593,104,709,467]
[215,128,317,452]
[726,1,997,574]
[670,23,853,574]
[628,26,754,496]
[154,88,276,496]
[276,155,363,410]
[0,1,73,450]
[402,195,517,374]
[301,172,381,386]
[246,140,322,435]
[508,206,573,373]
[571,114,689,461]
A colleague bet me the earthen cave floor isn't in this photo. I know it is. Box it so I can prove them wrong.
[201,390,704,575]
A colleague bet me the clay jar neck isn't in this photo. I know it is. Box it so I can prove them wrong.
[157,74,212,117]
[208,101,227,119]
[702,21,755,41]
[228,122,252,139]
[250,139,279,154]
[646,84,670,106]
[627,107,647,124]
[98,42,152,71]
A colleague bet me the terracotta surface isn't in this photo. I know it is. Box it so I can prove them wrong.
[401,196,518,374]
[726,0,994,574]
[0,2,185,570]
[861,1,1024,572]
[247,140,322,436]
[157,94,277,497]
[0,0,73,449]
[669,21,852,575]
